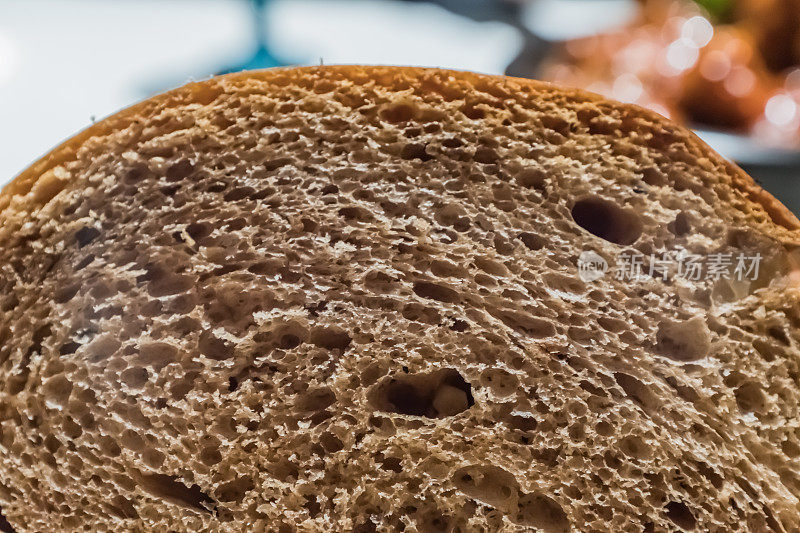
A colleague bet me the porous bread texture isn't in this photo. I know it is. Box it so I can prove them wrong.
[1,65,800,532]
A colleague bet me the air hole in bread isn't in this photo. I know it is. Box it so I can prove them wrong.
[414,508,452,533]
[320,183,339,196]
[518,232,545,251]
[490,308,555,338]
[363,270,397,293]
[58,341,80,355]
[461,102,486,120]
[404,125,422,139]
[474,146,499,164]
[413,281,461,304]
[120,428,145,451]
[216,477,255,503]
[782,439,800,459]
[199,440,223,467]
[402,303,441,324]
[120,367,149,389]
[0,509,16,533]
[515,167,546,190]
[400,143,432,161]
[752,339,776,362]
[166,159,194,181]
[579,379,607,398]
[248,259,281,276]
[668,212,691,236]
[309,326,351,351]
[296,386,337,413]
[42,374,72,409]
[380,103,416,124]
[571,197,642,245]
[514,492,570,532]
[338,206,372,222]
[186,222,214,241]
[224,187,255,202]
[300,217,319,233]
[641,166,667,187]
[205,180,227,193]
[430,260,468,279]
[266,321,309,350]
[142,264,195,298]
[138,342,179,370]
[107,495,139,521]
[279,334,301,350]
[544,272,586,295]
[376,455,403,473]
[654,317,710,362]
[265,157,292,172]
[442,137,463,148]
[435,203,470,231]
[474,257,508,276]
[160,184,181,198]
[613,373,660,414]
[302,494,321,519]
[138,473,215,514]
[75,226,100,248]
[664,501,696,530]
[734,382,767,414]
[450,319,469,332]
[453,465,519,508]
[369,369,474,418]
[142,449,166,469]
[53,283,80,304]
[123,163,150,184]
[506,412,538,432]
[75,253,95,271]
[767,326,790,346]
[695,462,723,489]
[596,316,626,333]
[198,331,234,361]
[618,435,651,460]
[169,374,196,401]
[319,431,344,453]
[247,187,274,201]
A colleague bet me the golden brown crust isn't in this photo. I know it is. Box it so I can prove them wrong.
[6,65,797,234]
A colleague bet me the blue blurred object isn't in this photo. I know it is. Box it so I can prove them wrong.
[217,0,289,74]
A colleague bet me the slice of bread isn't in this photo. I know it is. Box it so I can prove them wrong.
[1,65,799,532]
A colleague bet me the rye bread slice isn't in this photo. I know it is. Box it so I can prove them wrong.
[1,66,799,531]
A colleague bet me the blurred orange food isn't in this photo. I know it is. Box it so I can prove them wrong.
[679,26,777,131]
[541,0,800,146]
[736,0,800,72]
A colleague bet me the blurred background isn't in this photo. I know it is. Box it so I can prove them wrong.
[2,0,800,211]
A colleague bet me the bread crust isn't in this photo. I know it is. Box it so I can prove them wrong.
[4,65,798,235]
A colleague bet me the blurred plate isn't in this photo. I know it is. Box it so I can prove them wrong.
[693,129,800,167]
[519,0,637,41]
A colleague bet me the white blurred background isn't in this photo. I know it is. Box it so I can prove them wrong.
[0,0,521,183]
